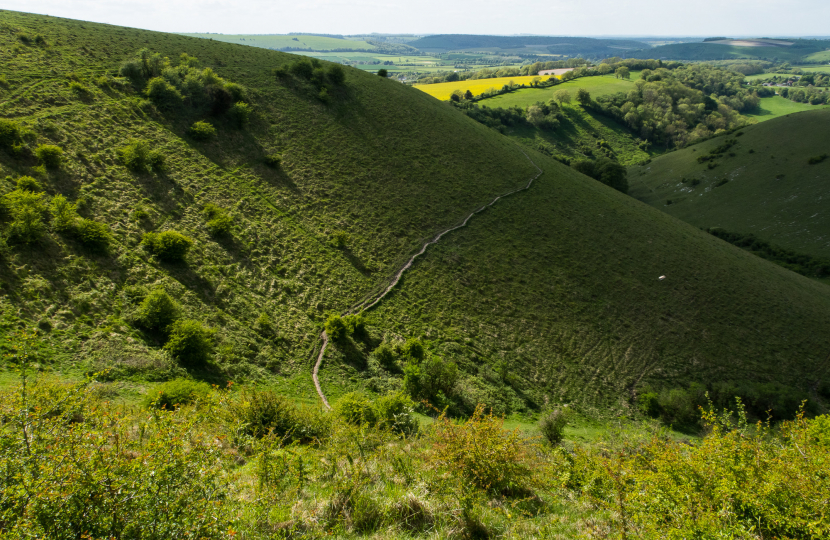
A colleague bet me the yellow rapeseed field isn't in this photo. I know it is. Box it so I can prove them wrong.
[414,75,554,100]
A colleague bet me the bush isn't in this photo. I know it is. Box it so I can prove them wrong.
[327,64,346,85]
[146,77,183,109]
[227,102,251,127]
[164,319,215,366]
[4,189,47,244]
[134,287,180,333]
[372,343,397,370]
[68,81,91,99]
[0,119,21,149]
[226,388,330,442]
[808,154,828,165]
[378,69,388,77]
[325,314,347,340]
[263,154,282,168]
[402,338,425,361]
[289,60,314,79]
[188,120,216,141]
[74,219,111,251]
[334,391,377,425]
[34,144,63,168]
[50,194,78,232]
[539,409,567,445]
[145,379,212,409]
[203,203,233,236]
[142,230,193,262]
[223,81,246,102]
[118,140,164,172]
[373,392,419,435]
[430,404,532,493]
[16,176,41,192]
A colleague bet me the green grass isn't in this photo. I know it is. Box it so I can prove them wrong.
[1,9,829,420]
[629,109,830,259]
[630,40,830,62]
[745,96,830,121]
[180,33,377,51]
[478,74,639,109]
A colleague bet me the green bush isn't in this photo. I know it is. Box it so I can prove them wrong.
[50,194,78,232]
[203,203,233,236]
[637,391,661,418]
[223,82,246,102]
[327,64,346,85]
[325,314,347,340]
[808,154,828,165]
[378,69,388,77]
[373,392,419,435]
[146,77,183,109]
[142,230,193,262]
[134,287,180,333]
[188,120,216,141]
[16,176,41,192]
[334,391,377,425]
[403,355,458,403]
[68,81,91,99]
[145,379,212,409]
[263,153,282,168]
[372,343,397,370]
[74,219,111,251]
[227,102,251,127]
[0,119,21,148]
[539,408,567,445]
[225,388,330,442]
[402,338,425,361]
[118,140,165,172]
[34,144,63,168]
[289,60,314,79]
[4,189,47,244]
[164,319,215,366]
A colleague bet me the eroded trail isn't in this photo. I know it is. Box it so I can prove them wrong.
[312,149,544,409]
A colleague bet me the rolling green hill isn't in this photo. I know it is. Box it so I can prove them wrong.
[629,110,830,260]
[179,33,378,51]
[408,34,647,55]
[629,39,830,62]
[1,10,829,420]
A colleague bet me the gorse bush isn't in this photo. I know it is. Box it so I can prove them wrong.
[142,230,193,262]
[164,319,215,366]
[3,188,47,244]
[118,139,165,172]
[34,144,63,168]
[188,120,216,140]
[145,378,213,409]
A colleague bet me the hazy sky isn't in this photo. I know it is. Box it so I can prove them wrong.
[3,0,829,37]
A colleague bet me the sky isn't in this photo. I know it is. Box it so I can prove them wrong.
[2,0,830,37]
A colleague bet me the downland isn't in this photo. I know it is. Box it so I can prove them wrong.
[1,10,830,539]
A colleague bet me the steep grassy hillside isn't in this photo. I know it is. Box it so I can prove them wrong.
[629,110,830,259]
[629,39,830,62]
[745,96,830,121]
[179,33,377,51]
[1,11,829,418]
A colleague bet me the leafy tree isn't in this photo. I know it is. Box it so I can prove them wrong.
[0,119,21,149]
[464,89,473,100]
[326,64,346,85]
[553,89,571,105]
[526,105,546,126]
[15,176,41,192]
[50,194,77,233]
[146,77,183,109]
[615,66,631,80]
[118,140,164,172]
[576,88,592,106]
[227,102,250,127]
[449,89,463,102]
[377,69,388,77]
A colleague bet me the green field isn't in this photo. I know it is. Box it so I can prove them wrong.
[629,109,830,259]
[477,74,639,108]
[180,33,377,51]
[414,75,545,100]
[745,96,830,121]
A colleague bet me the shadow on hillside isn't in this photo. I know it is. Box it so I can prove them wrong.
[339,246,373,276]
[159,261,216,306]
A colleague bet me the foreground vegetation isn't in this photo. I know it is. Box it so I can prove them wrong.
[1,367,828,539]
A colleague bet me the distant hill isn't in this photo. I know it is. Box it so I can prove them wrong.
[0,10,829,415]
[627,39,830,62]
[408,34,648,56]
[629,109,830,259]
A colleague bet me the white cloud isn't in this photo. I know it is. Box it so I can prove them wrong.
[2,0,829,36]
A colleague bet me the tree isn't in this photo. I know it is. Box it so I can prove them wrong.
[164,319,215,366]
[598,63,613,75]
[377,68,388,77]
[553,89,571,105]
[526,105,545,126]
[464,89,473,100]
[615,66,631,80]
[576,88,591,106]
[532,76,541,87]
[450,89,463,102]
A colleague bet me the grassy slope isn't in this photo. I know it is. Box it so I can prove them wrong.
[1,11,829,413]
[745,96,830,122]
[478,74,639,109]
[629,110,830,258]
[361,150,830,412]
[0,10,536,386]
[630,41,827,62]
[179,33,376,51]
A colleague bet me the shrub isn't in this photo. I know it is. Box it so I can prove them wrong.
[146,77,183,109]
[637,391,661,417]
[203,203,233,236]
[0,119,21,148]
[16,176,41,192]
[223,82,246,102]
[74,219,111,251]
[225,388,329,442]
[68,81,91,99]
[430,404,532,493]
[145,379,212,409]
[134,287,180,333]
[342,313,365,337]
[289,60,314,79]
[334,391,377,425]
[34,144,63,168]
[164,319,215,366]
[331,230,350,248]
[263,153,282,168]
[227,102,251,127]
[118,140,164,172]
[372,342,397,370]
[50,194,78,233]
[142,230,193,262]
[539,409,567,445]
[403,355,458,402]
[808,154,828,165]
[373,392,419,435]
[378,69,388,77]
[327,64,346,85]
[325,314,347,340]
[4,189,47,244]
[188,120,216,141]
